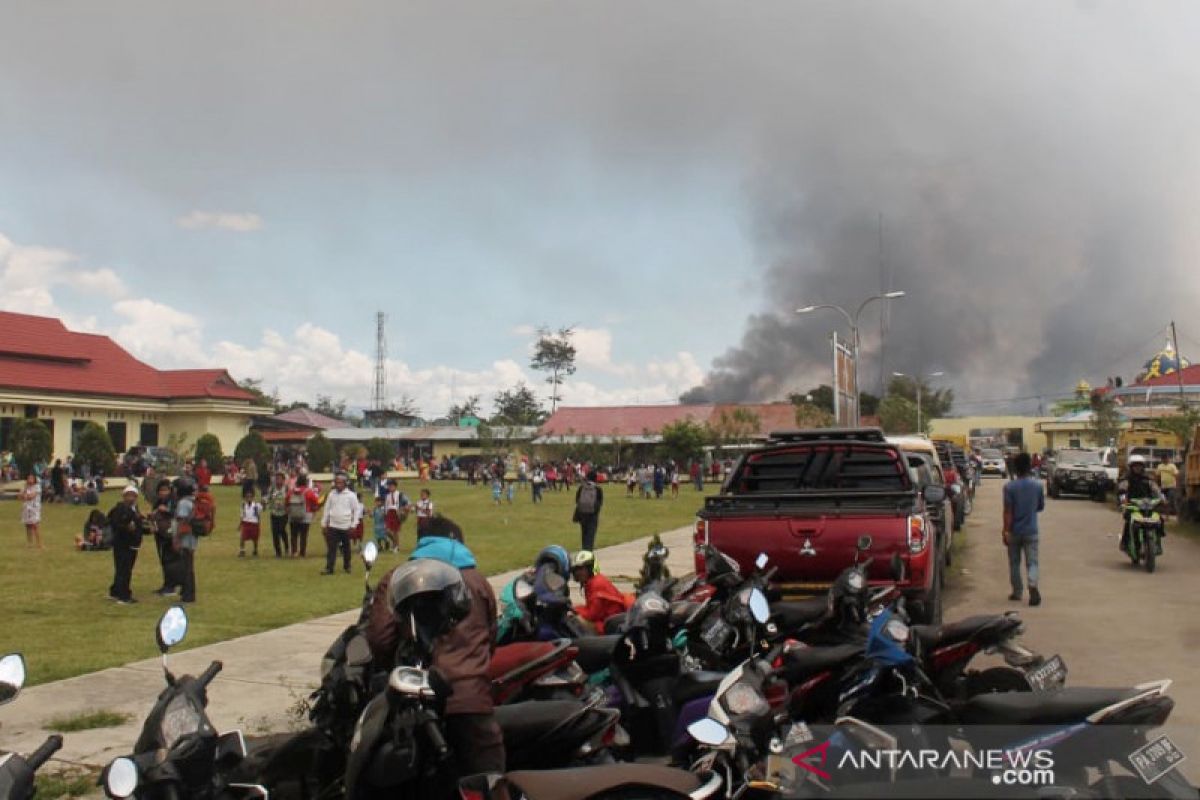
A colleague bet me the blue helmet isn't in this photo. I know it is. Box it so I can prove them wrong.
[535,545,570,577]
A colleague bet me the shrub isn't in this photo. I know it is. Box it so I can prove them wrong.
[306,433,335,473]
[11,418,53,476]
[234,432,271,474]
[194,433,224,467]
[74,423,117,476]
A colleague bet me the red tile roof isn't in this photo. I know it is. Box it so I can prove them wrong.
[538,402,801,438]
[1134,364,1200,387]
[0,311,258,402]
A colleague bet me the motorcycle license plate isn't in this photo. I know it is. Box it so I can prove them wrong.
[1129,735,1187,784]
[1025,655,1067,689]
[701,617,732,650]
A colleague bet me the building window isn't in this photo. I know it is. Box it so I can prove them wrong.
[139,423,160,447]
[24,404,38,419]
[107,421,128,453]
[71,420,91,452]
[0,417,13,451]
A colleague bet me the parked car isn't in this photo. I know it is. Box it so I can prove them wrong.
[932,440,968,531]
[888,436,954,571]
[1048,448,1114,501]
[695,427,946,624]
[979,448,1008,477]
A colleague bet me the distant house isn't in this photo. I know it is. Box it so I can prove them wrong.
[362,408,424,428]
[252,407,346,447]
[0,311,271,460]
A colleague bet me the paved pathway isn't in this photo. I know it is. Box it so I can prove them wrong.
[944,479,1200,784]
[0,525,697,770]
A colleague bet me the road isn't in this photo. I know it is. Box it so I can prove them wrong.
[945,477,1200,782]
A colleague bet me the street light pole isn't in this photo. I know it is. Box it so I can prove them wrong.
[893,370,945,433]
[798,291,905,426]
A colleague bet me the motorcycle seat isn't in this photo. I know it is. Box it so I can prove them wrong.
[495,699,590,746]
[912,614,1018,651]
[959,687,1142,725]
[671,670,726,705]
[505,763,704,800]
[571,635,621,673]
[772,597,829,631]
[782,642,864,683]
[490,639,573,683]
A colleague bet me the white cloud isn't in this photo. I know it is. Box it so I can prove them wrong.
[74,268,127,298]
[176,210,264,232]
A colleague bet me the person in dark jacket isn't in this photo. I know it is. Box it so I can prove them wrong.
[150,479,182,596]
[107,485,145,604]
[572,471,604,550]
[366,515,503,776]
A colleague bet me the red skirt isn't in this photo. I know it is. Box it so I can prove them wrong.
[385,508,403,534]
[350,521,364,541]
[239,521,261,542]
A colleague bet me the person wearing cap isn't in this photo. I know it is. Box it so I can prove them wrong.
[1118,454,1163,556]
[107,485,146,604]
[570,550,632,627]
[1002,452,1045,607]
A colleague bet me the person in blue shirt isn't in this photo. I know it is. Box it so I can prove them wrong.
[1003,452,1045,606]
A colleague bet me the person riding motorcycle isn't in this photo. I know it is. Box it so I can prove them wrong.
[365,515,505,776]
[529,545,575,638]
[570,550,633,629]
[1118,455,1164,555]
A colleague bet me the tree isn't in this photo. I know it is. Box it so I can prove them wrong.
[492,383,546,426]
[878,395,919,434]
[659,419,709,463]
[315,395,348,420]
[234,432,271,473]
[366,437,395,464]
[793,402,835,429]
[10,419,52,476]
[75,422,118,476]
[194,433,224,467]
[393,394,420,417]
[530,326,577,414]
[1151,405,1200,453]
[306,433,335,472]
[859,391,881,417]
[448,395,482,422]
[1086,391,1125,448]
[790,385,835,414]
[236,377,279,409]
[886,376,954,420]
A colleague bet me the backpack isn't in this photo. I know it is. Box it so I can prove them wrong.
[287,489,309,523]
[192,492,215,536]
[576,482,598,515]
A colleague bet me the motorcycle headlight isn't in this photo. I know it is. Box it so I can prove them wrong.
[160,695,203,749]
[847,571,866,593]
[722,681,769,717]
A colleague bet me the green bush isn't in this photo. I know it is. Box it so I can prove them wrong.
[10,418,53,476]
[194,433,224,467]
[306,433,335,473]
[74,423,117,476]
[234,432,271,474]
[366,437,395,464]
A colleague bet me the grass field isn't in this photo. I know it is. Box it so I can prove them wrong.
[0,480,705,685]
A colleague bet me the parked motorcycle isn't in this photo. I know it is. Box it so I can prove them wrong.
[457,763,723,799]
[0,653,65,800]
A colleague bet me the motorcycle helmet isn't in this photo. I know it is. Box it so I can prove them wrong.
[1128,455,1147,466]
[571,550,597,575]
[535,545,570,578]
[387,560,472,656]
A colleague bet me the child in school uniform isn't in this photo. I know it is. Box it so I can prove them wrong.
[371,495,390,551]
[415,488,434,537]
[505,480,515,504]
[239,488,262,557]
[491,476,503,505]
[350,491,365,550]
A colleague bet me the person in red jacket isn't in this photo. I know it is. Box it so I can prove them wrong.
[570,550,632,627]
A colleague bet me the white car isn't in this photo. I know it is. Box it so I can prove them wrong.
[979,449,1008,477]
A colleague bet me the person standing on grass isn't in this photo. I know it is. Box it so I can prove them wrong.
[573,471,604,551]
[151,479,181,596]
[195,458,212,490]
[108,485,145,604]
[287,474,320,557]
[265,471,290,558]
[531,464,546,504]
[383,479,410,552]
[20,473,43,549]
[238,487,262,557]
[415,488,434,536]
[372,495,390,551]
[173,482,199,603]
[321,471,361,575]
[1003,452,1045,607]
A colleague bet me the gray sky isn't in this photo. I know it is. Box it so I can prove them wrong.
[2,1,1198,415]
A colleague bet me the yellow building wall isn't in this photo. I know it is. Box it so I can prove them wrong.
[928,416,1054,454]
[431,441,482,461]
[160,413,252,459]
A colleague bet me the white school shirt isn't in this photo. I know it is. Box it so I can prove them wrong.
[241,501,263,524]
[415,498,434,519]
[384,490,407,513]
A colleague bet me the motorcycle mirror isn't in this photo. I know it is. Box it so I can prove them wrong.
[0,653,27,705]
[156,605,189,654]
[688,717,731,747]
[890,553,906,582]
[856,535,873,552]
[748,588,770,625]
[755,553,769,570]
[103,757,139,800]
[362,540,379,570]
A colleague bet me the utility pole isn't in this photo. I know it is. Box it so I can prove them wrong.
[1171,320,1186,408]
[372,311,387,411]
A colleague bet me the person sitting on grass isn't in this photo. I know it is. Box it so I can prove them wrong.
[77,508,112,551]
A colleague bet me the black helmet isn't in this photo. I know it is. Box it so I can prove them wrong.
[387,560,472,655]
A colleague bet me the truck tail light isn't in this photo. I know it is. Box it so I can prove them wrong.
[907,515,928,554]
[694,517,709,576]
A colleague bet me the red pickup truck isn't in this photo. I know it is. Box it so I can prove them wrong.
[694,428,946,623]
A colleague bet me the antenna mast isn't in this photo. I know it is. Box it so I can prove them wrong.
[373,311,387,411]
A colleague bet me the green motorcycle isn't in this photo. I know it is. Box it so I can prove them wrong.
[1122,496,1165,573]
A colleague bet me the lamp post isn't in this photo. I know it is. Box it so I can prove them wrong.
[892,370,945,433]
[797,291,905,426]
